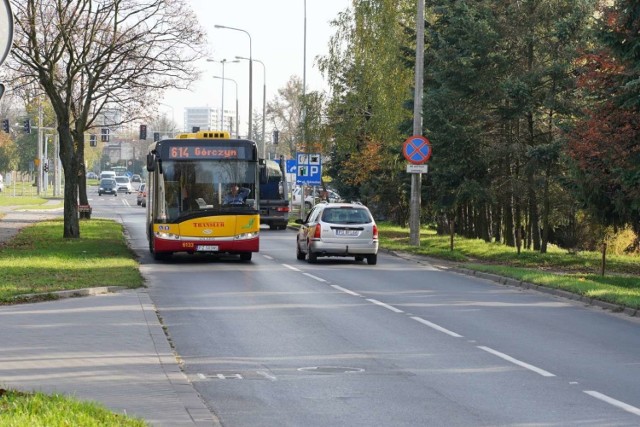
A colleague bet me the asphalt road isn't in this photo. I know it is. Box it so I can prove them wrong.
[91,192,640,426]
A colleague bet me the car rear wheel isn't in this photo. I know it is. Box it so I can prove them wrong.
[355,256,364,262]
[306,247,317,263]
[366,254,377,265]
[296,242,305,260]
[239,252,252,261]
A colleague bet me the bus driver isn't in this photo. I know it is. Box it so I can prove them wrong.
[223,183,250,205]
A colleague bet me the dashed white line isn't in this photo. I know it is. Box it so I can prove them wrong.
[367,299,404,313]
[282,264,301,271]
[411,316,463,337]
[331,285,361,297]
[478,346,555,377]
[584,391,640,417]
[303,272,327,282]
[262,254,274,260]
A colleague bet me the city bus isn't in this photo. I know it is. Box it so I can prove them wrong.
[145,130,260,260]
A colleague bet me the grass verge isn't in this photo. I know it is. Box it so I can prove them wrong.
[0,218,143,304]
[0,389,146,427]
[378,222,640,310]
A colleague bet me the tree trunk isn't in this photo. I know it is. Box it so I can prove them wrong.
[540,166,551,253]
[58,123,80,238]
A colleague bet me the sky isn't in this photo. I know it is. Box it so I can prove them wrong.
[161,0,351,134]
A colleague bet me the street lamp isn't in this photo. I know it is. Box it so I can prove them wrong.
[236,55,266,158]
[214,24,253,139]
[213,75,239,138]
[207,58,239,131]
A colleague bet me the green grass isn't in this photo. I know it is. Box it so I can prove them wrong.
[377,222,640,309]
[0,218,143,304]
[0,389,147,426]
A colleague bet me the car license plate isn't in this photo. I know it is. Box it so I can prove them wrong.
[197,245,219,251]
[336,229,358,236]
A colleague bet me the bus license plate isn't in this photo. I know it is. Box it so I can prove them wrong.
[197,245,219,251]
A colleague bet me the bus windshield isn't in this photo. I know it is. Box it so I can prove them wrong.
[155,159,257,222]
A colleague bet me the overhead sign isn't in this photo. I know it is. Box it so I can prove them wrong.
[403,135,432,165]
[0,0,13,67]
[296,152,322,185]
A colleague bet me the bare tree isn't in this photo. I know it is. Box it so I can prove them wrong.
[7,0,205,237]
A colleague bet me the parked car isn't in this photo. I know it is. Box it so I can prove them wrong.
[292,186,342,208]
[98,178,118,196]
[295,202,379,265]
[114,176,133,194]
[86,171,98,179]
[136,183,146,206]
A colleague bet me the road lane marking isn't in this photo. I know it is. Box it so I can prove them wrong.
[331,285,361,297]
[367,299,404,313]
[262,254,274,260]
[256,371,277,381]
[478,346,555,377]
[282,264,301,271]
[411,316,463,337]
[303,273,327,282]
[584,391,640,417]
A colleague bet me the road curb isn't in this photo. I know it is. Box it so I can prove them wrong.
[388,250,639,319]
[10,285,129,303]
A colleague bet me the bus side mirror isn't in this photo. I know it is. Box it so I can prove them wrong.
[146,153,156,172]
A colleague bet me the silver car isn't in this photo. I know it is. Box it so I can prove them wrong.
[295,202,379,265]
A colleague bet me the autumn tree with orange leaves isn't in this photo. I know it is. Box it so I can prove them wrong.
[568,0,640,238]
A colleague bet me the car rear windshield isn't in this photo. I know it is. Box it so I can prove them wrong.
[322,207,372,224]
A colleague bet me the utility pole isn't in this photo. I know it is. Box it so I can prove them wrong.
[409,0,425,246]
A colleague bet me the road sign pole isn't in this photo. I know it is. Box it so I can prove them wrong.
[410,0,425,246]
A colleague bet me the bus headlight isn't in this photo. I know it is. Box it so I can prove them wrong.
[155,231,180,240]
[234,231,259,240]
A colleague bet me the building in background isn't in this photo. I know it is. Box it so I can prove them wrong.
[183,107,237,135]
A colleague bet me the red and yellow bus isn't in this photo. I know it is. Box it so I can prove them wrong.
[145,131,260,260]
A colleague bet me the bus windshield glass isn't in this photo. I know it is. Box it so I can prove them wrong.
[155,159,257,222]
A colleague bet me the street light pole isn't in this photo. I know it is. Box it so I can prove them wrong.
[215,25,253,139]
[236,56,266,158]
[213,75,239,138]
[302,0,307,151]
[207,58,239,132]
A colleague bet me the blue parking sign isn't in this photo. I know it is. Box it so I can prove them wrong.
[296,152,321,185]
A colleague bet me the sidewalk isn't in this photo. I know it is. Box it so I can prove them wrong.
[0,207,218,426]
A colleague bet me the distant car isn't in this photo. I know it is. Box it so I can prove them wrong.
[114,176,133,194]
[292,187,342,208]
[98,178,118,196]
[295,202,379,265]
[86,172,98,179]
[131,174,142,183]
[100,171,116,180]
[136,183,146,206]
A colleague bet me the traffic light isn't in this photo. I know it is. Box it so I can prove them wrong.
[153,132,160,142]
[89,134,97,147]
[101,128,109,142]
[273,130,279,144]
[23,119,31,134]
[139,124,147,140]
[2,119,8,133]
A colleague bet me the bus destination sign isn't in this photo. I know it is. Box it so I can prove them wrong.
[169,146,242,159]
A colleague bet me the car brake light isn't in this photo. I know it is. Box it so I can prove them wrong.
[277,206,290,212]
[372,224,378,239]
[313,224,321,239]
